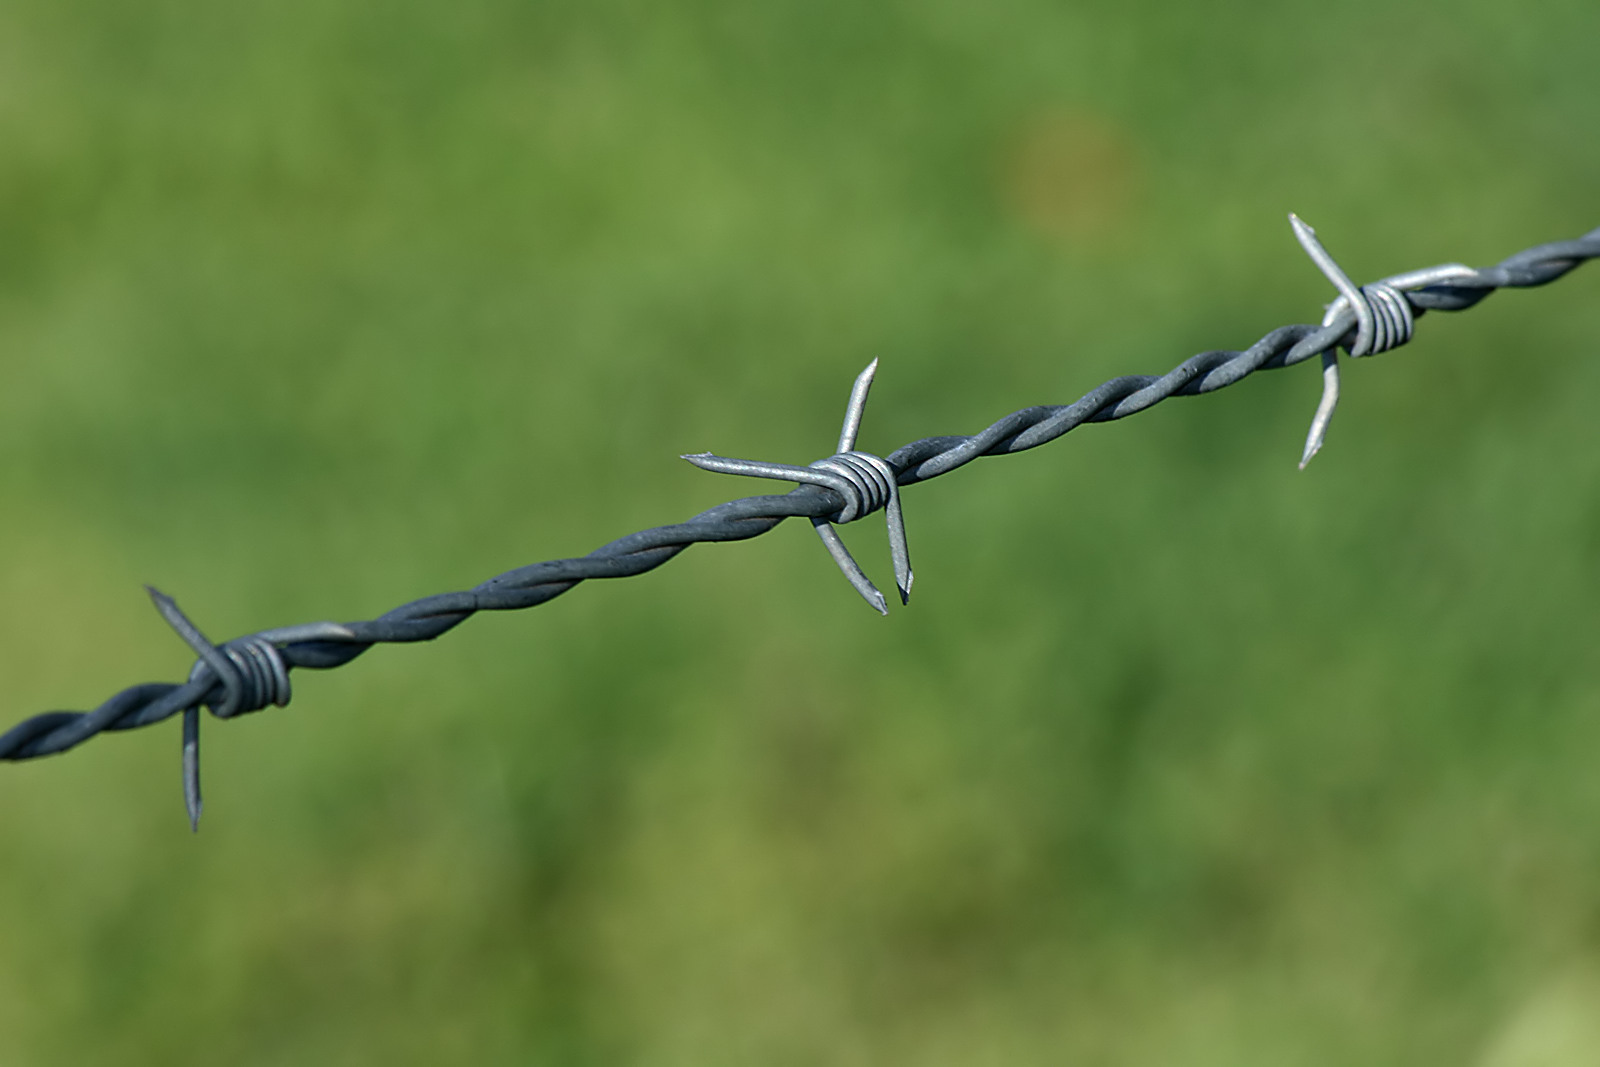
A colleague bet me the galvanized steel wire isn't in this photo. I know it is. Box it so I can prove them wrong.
[4,216,1598,826]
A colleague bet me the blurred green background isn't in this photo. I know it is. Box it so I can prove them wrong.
[1,0,1598,1063]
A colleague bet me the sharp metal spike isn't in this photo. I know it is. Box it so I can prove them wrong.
[681,453,817,482]
[812,519,888,615]
[837,359,879,454]
[1299,350,1340,470]
[147,585,209,654]
[885,486,913,604]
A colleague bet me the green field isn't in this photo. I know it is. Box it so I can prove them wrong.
[2,1,1598,1063]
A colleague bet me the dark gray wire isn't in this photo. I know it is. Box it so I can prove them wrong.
[4,223,1597,809]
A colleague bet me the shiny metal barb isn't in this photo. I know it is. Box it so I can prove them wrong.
[684,359,913,614]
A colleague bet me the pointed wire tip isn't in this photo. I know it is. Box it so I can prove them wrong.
[188,800,203,834]
[1289,219,1316,252]
[837,360,883,455]
[849,358,880,399]
[145,585,189,632]
[1288,214,1324,254]
[898,570,914,605]
[1299,351,1340,472]
[1300,404,1332,471]
[869,592,889,617]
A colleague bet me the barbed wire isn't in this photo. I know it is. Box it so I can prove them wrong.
[4,215,1597,829]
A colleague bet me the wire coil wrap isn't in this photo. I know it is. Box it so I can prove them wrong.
[188,637,291,719]
[807,451,897,523]
[1336,281,1415,356]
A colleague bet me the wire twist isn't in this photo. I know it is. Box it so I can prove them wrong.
[2,216,1597,828]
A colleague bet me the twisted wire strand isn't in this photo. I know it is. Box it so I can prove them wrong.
[4,223,1597,769]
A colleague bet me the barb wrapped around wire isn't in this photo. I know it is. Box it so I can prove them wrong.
[1289,215,1482,467]
[2,214,1597,828]
[683,358,913,615]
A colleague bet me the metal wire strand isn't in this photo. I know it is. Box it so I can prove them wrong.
[3,218,1597,826]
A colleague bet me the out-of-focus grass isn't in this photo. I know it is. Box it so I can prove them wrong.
[1,0,1598,1063]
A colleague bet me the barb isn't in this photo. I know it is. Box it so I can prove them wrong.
[1290,215,1481,467]
[684,358,913,614]
[146,586,297,830]
[3,216,1597,827]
